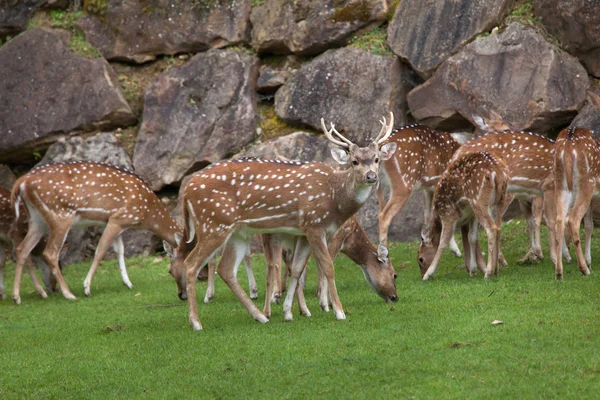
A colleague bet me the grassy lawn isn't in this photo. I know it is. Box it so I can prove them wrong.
[1,221,600,399]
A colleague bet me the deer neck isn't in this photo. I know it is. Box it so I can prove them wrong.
[148,206,181,246]
[330,168,372,220]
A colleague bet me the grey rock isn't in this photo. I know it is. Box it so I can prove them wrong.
[77,0,252,63]
[534,0,600,77]
[275,48,420,145]
[251,0,387,55]
[0,165,16,190]
[0,0,68,36]
[0,28,135,164]
[133,49,259,191]
[257,65,292,94]
[37,132,133,169]
[408,23,590,132]
[387,0,511,78]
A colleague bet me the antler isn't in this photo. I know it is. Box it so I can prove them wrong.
[320,118,354,148]
[373,111,394,144]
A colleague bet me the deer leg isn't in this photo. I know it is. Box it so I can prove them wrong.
[566,186,593,276]
[42,223,76,301]
[296,265,311,317]
[472,204,500,279]
[517,198,542,264]
[554,188,569,280]
[467,219,479,276]
[423,221,455,280]
[307,230,346,319]
[83,222,124,296]
[584,206,593,269]
[243,253,258,300]
[379,185,411,245]
[112,235,132,289]
[460,225,472,273]
[217,234,268,324]
[283,236,311,321]
[184,239,225,331]
[261,234,282,318]
[25,258,47,299]
[12,226,44,304]
[0,243,5,300]
[204,257,217,303]
[32,254,54,293]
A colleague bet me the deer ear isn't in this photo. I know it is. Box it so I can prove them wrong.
[330,148,350,165]
[379,143,396,160]
[472,114,488,130]
[377,243,389,263]
[174,232,182,246]
[163,240,174,258]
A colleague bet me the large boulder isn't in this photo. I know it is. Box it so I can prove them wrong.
[570,88,600,134]
[408,23,590,131]
[0,28,135,164]
[0,0,68,36]
[77,0,252,63]
[275,48,420,144]
[534,0,600,77]
[250,0,387,55]
[133,49,259,191]
[387,0,511,78]
[37,132,159,265]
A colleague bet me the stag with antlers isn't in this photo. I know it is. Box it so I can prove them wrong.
[164,113,397,330]
[10,161,182,303]
[418,152,511,280]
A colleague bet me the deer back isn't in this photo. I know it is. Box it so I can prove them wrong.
[380,124,460,189]
[554,127,600,192]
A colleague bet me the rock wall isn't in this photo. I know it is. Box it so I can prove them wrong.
[1,1,600,263]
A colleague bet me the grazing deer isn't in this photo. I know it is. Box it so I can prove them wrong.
[0,187,56,300]
[204,216,397,320]
[553,126,600,280]
[164,113,397,330]
[10,161,182,304]
[455,118,571,265]
[418,152,510,280]
[377,124,462,257]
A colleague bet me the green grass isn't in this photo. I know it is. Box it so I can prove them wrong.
[348,26,392,56]
[1,221,600,398]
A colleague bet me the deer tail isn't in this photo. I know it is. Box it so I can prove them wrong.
[184,200,196,244]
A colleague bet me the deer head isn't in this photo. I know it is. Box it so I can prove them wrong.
[321,112,397,187]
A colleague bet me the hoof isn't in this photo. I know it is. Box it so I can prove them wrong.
[300,309,312,317]
[255,314,269,324]
[517,252,542,265]
[64,292,77,301]
[250,293,259,300]
[124,282,133,289]
[12,296,21,305]
[556,273,563,281]
[191,321,203,331]
[203,296,213,304]
[40,291,48,299]
[320,304,330,312]
[335,310,346,320]
[283,311,293,322]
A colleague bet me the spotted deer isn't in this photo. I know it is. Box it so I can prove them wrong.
[0,187,56,300]
[553,126,600,280]
[202,216,397,319]
[377,124,463,257]
[10,161,182,304]
[164,113,397,330]
[418,152,511,280]
[458,116,574,265]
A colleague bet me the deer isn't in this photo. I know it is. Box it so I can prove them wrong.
[0,187,57,300]
[458,115,576,266]
[377,124,463,258]
[163,112,398,330]
[553,126,600,280]
[418,152,511,280]
[201,215,397,320]
[10,161,182,304]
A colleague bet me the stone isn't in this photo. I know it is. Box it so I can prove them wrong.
[0,0,68,36]
[570,87,600,135]
[0,28,135,164]
[0,165,16,190]
[133,49,259,191]
[257,65,292,94]
[408,23,590,132]
[534,0,600,77]
[387,0,511,78]
[37,132,133,169]
[275,47,419,145]
[251,0,387,55]
[77,0,252,63]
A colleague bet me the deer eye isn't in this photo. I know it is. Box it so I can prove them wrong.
[375,158,380,163]
[352,160,359,166]
[418,257,424,264]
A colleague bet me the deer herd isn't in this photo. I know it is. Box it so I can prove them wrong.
[1,105,599,330]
